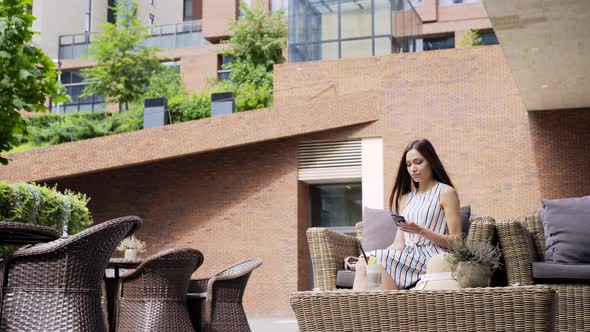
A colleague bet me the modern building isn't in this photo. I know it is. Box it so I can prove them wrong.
[5,0,588,318]
[31,0,495,113]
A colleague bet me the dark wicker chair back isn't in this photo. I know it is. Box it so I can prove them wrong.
[116,248,204,332]
[187,258,263,332]
[0,215,142,331]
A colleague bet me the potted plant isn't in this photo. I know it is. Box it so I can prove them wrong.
[444,238,501,288]
[117,235,146,259]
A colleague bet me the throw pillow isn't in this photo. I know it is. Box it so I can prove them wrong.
[541,195,590,263]
[362,207,397,252]
[460,205,471,236]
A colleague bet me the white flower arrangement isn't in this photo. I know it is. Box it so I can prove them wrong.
[117,235,146,252]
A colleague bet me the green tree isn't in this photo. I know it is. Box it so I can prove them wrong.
[81,0,160,111]
[459,28,482,48]
[0,0,66,164]
[218,1,287,111]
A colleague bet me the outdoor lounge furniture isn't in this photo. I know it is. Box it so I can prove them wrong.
[307,216,497,290]
[0,215,142,331]
[290,285,556,332]
[496,213,590,331]
[115,248,204,332]
[187,258,263,332]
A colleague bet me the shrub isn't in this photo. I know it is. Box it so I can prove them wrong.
[445,238,502,272]
[168,93,211,123]
[0,182,92,235]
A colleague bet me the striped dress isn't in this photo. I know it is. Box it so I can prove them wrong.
[368,182,448,289]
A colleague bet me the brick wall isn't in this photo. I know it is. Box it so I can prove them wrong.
[46,139,301,315]
[528,108,590,199]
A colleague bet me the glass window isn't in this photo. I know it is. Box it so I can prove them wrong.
[184,0,193,21]
[374,37,392,56]
[321,42,339,60]
[271,0,288,15]
[341,38,372,59]
[340,0,371,39]
[439,0,479,6]
[374,0,392,36]
[423,35,455,51]
[480,31,499,45]
[310,183,362,228]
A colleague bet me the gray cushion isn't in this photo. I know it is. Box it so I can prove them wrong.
[532,262,590,281]
[460,205,471,236]
[362,207,397,252]
[541,195,590,263]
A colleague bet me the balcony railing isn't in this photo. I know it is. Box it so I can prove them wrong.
[58,20,210,60]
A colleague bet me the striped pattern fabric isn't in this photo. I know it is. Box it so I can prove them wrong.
[368,182,447,289]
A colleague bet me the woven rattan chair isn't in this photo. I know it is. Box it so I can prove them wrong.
[187,258,263,332]
[496,213,590,331]
[307,216,497,290]
[290,285,556,332]
[115,248,204,332]
[0,215,142,331]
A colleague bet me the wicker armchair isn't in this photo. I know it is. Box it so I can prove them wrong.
[307,216,497,290]
[0,215,142,331]
[187,258,263,332]
[496,213,590,331]
[115,248,204,332]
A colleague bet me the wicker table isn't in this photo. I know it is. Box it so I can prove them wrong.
[290,285,556,332]
[0,221,61,245]
[105,257,143,332]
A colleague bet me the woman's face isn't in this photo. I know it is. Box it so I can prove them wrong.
[405,148,433,183]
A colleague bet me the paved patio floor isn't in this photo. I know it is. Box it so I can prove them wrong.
[248,316,299,332]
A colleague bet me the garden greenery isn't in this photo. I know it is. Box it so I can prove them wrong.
[0,182,92,235]
[0,0,67,164]
[7,0,287,153]
[459,28,482,48]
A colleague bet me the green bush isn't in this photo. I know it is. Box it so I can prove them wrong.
[20,111,143,147]
[0,182,92,235]
[168,93,211,123]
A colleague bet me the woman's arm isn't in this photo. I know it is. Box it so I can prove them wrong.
[397,186,462,248]
[386,194,408,251]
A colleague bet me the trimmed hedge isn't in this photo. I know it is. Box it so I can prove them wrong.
[0,182,92,235]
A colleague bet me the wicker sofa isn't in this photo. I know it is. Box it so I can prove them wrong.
[496,213,590,332]
[295,216,561,332]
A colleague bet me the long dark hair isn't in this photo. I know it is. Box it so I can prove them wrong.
[389,139,454,213]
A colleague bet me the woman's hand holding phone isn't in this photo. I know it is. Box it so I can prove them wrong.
[391,213,423,235]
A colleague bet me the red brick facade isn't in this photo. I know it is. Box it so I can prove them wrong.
[6,46,589,315]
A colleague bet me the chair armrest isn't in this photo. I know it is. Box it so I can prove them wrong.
[188,278,209,293]
[306,228,361,290]
[496,219,535,285]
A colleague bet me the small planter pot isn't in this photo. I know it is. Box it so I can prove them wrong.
[455,262,491,288]
[124,249,139,259]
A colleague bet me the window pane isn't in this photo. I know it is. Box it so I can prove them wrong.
[310,183,362,228]
[321,41,339,60]
[480,31,499,45]
[374,37,392,56]
[374,0,391,36]
[423,36,455,51]
[341,38,372,59]
[341,0,371,39]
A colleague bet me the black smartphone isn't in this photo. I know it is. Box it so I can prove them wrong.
[390,213,406,225]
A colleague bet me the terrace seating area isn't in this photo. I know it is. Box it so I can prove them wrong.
[297,209,590,332]
[0,217,262,332]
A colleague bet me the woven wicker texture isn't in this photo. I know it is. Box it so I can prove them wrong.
[496,213,590,331]
[0,221,61,245]
[0,215,142,331]
[187,258,263,332]
[308,217,496,290]
[116,248,204,332]
[290,285,556,332]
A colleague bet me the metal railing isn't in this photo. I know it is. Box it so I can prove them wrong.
[58,20,209,60]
